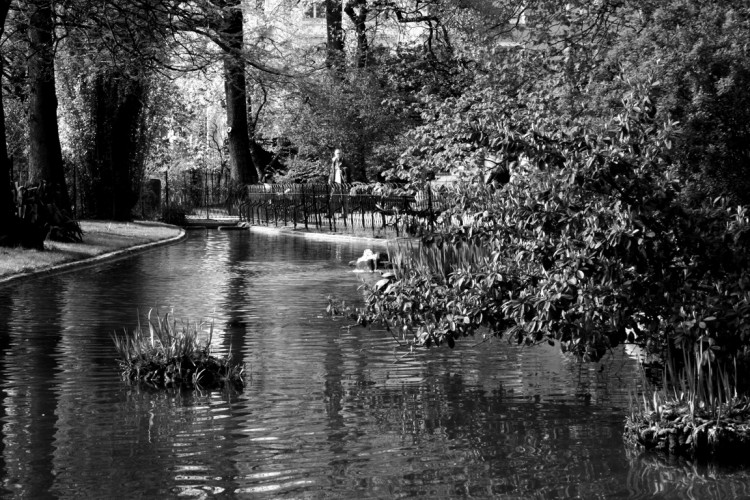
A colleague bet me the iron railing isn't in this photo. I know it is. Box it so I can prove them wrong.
[239,183,442,237]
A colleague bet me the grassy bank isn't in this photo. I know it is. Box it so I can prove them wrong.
[0,221,183,280]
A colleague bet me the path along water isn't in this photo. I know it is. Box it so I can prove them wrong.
[1,229,750,499]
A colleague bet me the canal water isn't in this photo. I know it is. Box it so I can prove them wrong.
[1,230,750,499]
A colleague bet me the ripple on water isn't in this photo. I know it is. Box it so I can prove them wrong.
[0,231,749,499]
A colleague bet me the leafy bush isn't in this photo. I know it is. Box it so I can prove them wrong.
[354,85,750,366]
[159,202,187,226]
[606,1,750,204]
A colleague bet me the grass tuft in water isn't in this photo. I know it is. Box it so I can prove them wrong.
[624,348,750,459]
[112,309,245,391]
[386,237,489,283]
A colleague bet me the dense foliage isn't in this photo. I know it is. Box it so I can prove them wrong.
[350,1,750,367]
[0,0,748,371]
[360,89,750,362]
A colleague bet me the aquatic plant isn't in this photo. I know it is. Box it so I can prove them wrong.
[625,349,750,459]
[386,237,490,284]
[112,310,245,391]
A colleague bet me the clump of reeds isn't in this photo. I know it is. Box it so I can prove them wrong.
[625,347,750,459]
[386,237,490,282]
[112,310,245,391]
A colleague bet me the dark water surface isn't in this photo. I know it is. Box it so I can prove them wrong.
[2,230,750,499]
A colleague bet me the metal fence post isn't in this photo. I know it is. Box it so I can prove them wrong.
[273,185,278,227]
[302,184,309,230]
[263,184,269,226]
[326,184,333,231]
[312,184,319,229]
[427,183,434,230]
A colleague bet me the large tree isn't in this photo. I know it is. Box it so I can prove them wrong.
[344,0,369,68]
[26,0,70,209]
[215,0,257,184]
[85,73,149,220]
[325,0,344,69]
[173,0,284,185]
[56,0,177,219]
[0,0,13,242]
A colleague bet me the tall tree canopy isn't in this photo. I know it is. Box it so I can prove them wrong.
[0,0,13,243]
[1,0,749,245]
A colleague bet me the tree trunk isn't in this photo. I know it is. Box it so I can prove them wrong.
[248,141,267,182]
[344,0,369,68]
[0,57,11,219]
[27,0,70,210]
[221,3,257,185]
[245,80,265,182]
[325,0,344,69]
[0,0,13,239]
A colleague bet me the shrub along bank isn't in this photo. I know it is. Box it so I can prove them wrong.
[346,88,750,459]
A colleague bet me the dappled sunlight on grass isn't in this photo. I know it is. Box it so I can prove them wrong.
[0,221,182,279]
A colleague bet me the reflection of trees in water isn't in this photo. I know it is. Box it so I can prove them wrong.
[625,448,750,499]
[2,231,701,498]
[0,290,11,496]
[221,231,256,366]
[115,387,238,440]
[107,387,242,497]
[339,370,629,498]
[218,231,368,358]
[0,279,64,497]
[524,342,643,405]
[303,329,647,496]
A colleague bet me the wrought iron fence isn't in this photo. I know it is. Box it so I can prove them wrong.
[144,168,238,219]
[239,183,442,237]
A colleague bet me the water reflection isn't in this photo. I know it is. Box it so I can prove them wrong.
[625,449,750,499]
[0,230,748,498]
